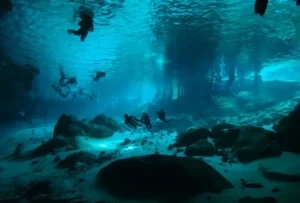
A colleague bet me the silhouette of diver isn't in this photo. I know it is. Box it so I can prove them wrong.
[141,112,152,129]
[68,8,94,41]
[58,66,77,88]
[92,71,106,81]
[156,109,168,123]
[124,114,142,129]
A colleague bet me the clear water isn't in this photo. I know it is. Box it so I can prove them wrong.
[1,1,300,202]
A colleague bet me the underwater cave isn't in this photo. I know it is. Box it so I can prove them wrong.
[1,0,300,202]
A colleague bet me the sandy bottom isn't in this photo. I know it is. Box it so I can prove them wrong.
[0,120,300,203]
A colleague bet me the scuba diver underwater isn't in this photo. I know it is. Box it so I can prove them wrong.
[141,112,152,129]
[68,6,94,41]
[156,109,168,123]
[124,114,143,129]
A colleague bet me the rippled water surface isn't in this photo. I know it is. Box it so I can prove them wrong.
[0,0,300,91]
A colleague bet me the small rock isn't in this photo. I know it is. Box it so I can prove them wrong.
[221,156,228,163]
[240,179,264,188]
[31,160,39,165]
[271,186,281,193]
[53,155,61,163]
[168,144,174,150]
[13,143,24,157]
[176,148,184,153]
[57,151,98,168]
[120,138,131,145]
[185,139,216,156]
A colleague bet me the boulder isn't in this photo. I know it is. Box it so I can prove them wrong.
[57,151,98,169]
[273,107,300,153]
[211,123,238,133]
[174,128,211,147]
[98,154,233,202]
[87,125,114,138]
[53,114,89,137]
[185,139,216,156]
[232,126,282,163]
[210,123,240,149]
[32,136,68,157]
[89,114,120,131]
[53,114,115,139]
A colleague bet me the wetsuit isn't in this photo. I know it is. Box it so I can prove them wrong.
[124,114,142,129]
[68,13,94,41]
[141,113,152,129]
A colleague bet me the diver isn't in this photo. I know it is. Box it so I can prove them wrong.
[141,112,152,129]
[59,66,66,88]
[156,109,168,123]
[124,114,142,129]
[254,0,268,16]
[65,77,77,86]
[68,7,94,41]
[92,71,106,81]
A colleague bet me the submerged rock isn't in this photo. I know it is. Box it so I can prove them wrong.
[232,126,282,163]
[53,114,115,139]
[239,196,277,203]
[32,136,68,157]
[210,123,240,149]
[261,170,300,182]
[89,114,120,131]
[273,106,300,153]
[53,114,89,137]
[25,180,53,197]
[13,143,24,157]
[98,154,233,202]
[174,128,211,147]
[87,125,114,138]
[185,139,216,156]
[57,151,98,169]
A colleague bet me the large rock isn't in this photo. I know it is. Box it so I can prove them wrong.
[185,139,216,156]
[232,126,282,162]
[98,154,233,202]
[174,128,211,147]
[32,136,68,157]
[53,114,89,137]
[87,125,114,138]
[89,114,120,131]
[210,123,240,149]
[53,114,115,139]
[57,151,98,169]
[273,106,300,153]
